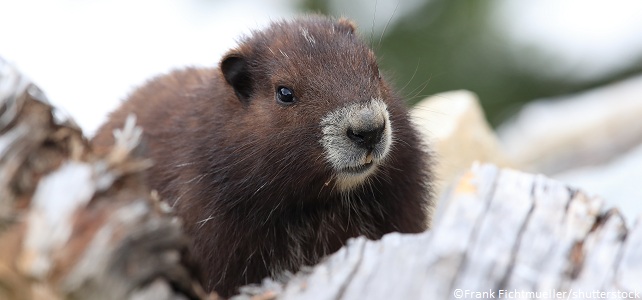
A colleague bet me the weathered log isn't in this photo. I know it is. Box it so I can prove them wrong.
[234,164,641,299]
[0,57,211,300]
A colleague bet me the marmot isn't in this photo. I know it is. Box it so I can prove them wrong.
[93,16,433,298]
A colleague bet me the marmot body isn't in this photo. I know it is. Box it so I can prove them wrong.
[93,16,433,298]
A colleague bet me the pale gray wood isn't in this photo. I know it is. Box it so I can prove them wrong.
[451,168,535,296]
[538,190,604,294]
[611,216,642,293]
[0,57,207,300]
[505,175,573,293]
[420,163,499,299]
[569,210,626,291]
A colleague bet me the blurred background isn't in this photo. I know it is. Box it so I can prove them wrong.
[2,0,642,131]
[1,0,642,220]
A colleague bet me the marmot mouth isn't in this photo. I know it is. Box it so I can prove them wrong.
[340,162,375,175]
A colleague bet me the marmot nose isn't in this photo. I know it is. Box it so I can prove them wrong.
[347,125,385,150]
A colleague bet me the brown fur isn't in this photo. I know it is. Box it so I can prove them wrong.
[93,16,433,298]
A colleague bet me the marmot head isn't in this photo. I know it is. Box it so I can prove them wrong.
[219,16,396,192]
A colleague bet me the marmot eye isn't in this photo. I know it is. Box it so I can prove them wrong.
[276,86,295,105]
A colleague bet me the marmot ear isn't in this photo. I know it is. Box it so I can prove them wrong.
[336,18,356,35]
[221,53,253,104]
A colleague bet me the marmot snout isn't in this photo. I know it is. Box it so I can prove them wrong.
[320,98,392,190]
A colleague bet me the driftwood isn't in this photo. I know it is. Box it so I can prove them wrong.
[0,57,210,300]
[1,57,641,300]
